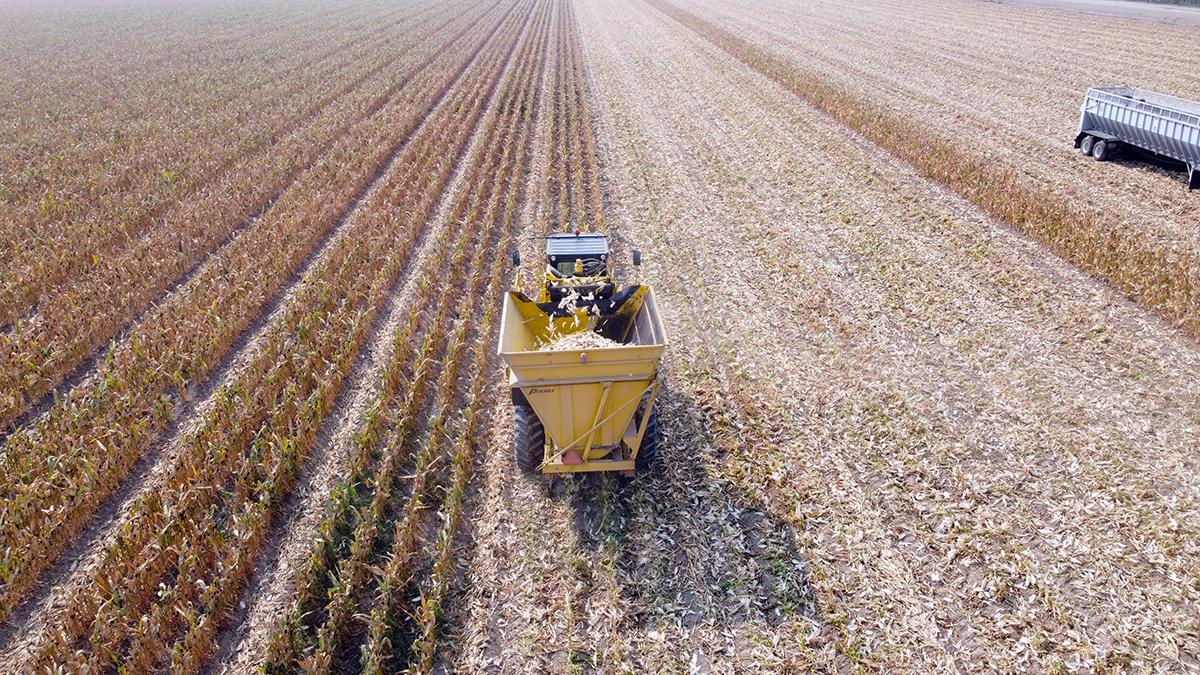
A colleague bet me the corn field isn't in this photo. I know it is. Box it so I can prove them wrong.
[1,0,1198,672]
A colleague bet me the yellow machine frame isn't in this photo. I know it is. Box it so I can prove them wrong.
[536,378,659,475]
[497,289,667,474]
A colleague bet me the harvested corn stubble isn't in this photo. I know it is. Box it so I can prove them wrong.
[537,331,622,351]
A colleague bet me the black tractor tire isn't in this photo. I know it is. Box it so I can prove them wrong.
[633,397,659,472]
[513,404,545,474]
[1092,139,1111,162]
[1079,135,1095,156]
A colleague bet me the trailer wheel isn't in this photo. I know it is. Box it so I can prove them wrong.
[513,404,545,474]
[633,397,658,472]
[1091,139,1111,162]
[1079,135,1095,156]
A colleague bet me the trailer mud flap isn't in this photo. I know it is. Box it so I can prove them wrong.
[1190,166,1199,191]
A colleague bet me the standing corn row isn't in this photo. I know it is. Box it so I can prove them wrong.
[0,1,491,431]
[379,6,553,671]
[272,157,504,671]
[407,206,527,674]
[262,3,553,672]
[18,5,534,670]
[541,0,605,235]
[0,2,455,330]
[0,1,514,626]
[566,0,607,232]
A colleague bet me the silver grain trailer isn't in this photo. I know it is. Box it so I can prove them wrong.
[1074,86,1200,190]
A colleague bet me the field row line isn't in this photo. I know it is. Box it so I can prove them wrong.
[545,0,606,233]
[266,84,510,675]
[365,15,547,666]
[368,5,549,658]
[0,1,493,429]
[22,3,539,671]
[0,0,518,629]
[0,1,443,277]
[262,3,550,671]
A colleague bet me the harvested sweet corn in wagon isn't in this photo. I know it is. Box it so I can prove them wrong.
[537,331,622,351]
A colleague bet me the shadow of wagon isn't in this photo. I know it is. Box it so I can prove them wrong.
[557,382,821,671]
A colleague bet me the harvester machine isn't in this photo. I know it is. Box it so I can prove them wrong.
[498,230,666,476]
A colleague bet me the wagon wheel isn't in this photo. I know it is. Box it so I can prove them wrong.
[513,404,545,474]
[1091,139,1111,162]
[632,393,659,473]
[1079,135,1095,156]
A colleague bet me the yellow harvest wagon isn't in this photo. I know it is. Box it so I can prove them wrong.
[498,232,666,475]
